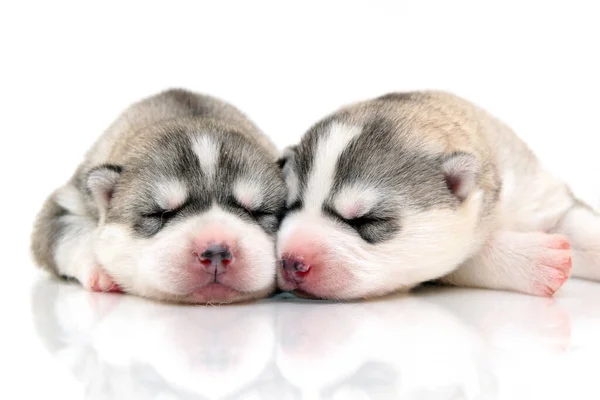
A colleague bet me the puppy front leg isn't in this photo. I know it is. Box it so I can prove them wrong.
[441,231,572,296]
[31,185,121,293]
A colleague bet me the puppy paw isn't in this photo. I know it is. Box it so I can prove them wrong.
[86,267,122,293]
[530,234,572,296]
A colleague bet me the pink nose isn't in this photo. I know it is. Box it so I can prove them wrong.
[194,244,233,275]
[281,256,312,282]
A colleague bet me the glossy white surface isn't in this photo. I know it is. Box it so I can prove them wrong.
[6,275,600,400]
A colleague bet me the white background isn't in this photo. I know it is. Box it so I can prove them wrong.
[1,1,599,398]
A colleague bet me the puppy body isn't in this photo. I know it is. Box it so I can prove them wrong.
[278,91,590,299]
[32,89,286,303]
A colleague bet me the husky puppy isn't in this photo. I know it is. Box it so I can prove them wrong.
[277,91,597,299]
[31,89,286,303]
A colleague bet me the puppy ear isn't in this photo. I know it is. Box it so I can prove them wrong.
[86,164,123,213]
[441,152,479,201]
[277,145,297,171]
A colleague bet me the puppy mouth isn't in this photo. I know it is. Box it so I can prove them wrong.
[279,278,321,299]
[188,283,244,303]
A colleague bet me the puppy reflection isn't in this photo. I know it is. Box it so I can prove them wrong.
[31,280,287,399]
[420,285,573,399]
[274,295,495,399]
[421,286,572,351]
[33,279,579,399]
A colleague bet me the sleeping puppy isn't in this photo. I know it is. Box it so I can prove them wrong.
[31,89,286,304]
[277,91,599,299]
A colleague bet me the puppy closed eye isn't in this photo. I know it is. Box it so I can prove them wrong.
[325,206,397,243]
[144,208,179,220]
[227,196,273,219]
[349,215,398,244]
[134,204,187,237]
[142,202,188,226]
[227,196,283,234]
[344,214,389,229]
[143,202,186,219]
[286,199,302,213]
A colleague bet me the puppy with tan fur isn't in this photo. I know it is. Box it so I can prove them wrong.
[277,91,597,299]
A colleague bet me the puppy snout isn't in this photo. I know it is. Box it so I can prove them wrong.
[281,256,312,281]
[194,244,233,275]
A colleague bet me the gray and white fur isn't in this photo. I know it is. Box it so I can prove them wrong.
[277,91,596,299]
[32,89,286,303]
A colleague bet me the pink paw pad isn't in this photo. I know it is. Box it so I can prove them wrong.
[88,269,122,293]
[533,237,572,296]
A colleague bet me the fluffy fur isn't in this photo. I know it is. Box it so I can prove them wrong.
[277,91,597,299]
[31,89,286,303]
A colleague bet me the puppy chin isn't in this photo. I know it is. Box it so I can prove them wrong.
[122,258,277,305]
[183,282,276,305]
[277,268,410,301]
[119,279,276,305]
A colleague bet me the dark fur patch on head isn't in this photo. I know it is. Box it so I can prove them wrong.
[283,109,460,244]
[332,117,451,210]
[102,125,286,237]
[106,125,287,238]
[332,117,455,244]
[214,132,286,234]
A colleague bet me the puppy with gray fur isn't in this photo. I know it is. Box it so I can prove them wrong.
[278,91,597,299]
[32,89,286,304]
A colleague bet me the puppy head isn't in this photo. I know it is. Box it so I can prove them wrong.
[277,114,482,300]
[87,121,286,303]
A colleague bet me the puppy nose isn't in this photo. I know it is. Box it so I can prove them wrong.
[195,244,232,275]
[281,256,312,281]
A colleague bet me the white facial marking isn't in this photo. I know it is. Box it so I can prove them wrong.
[95,204,277,302]
[333,185,380,219]
[154,180,188,210]
[233,179,262,210]
[304,123,363,213]
[192,135,220,180]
